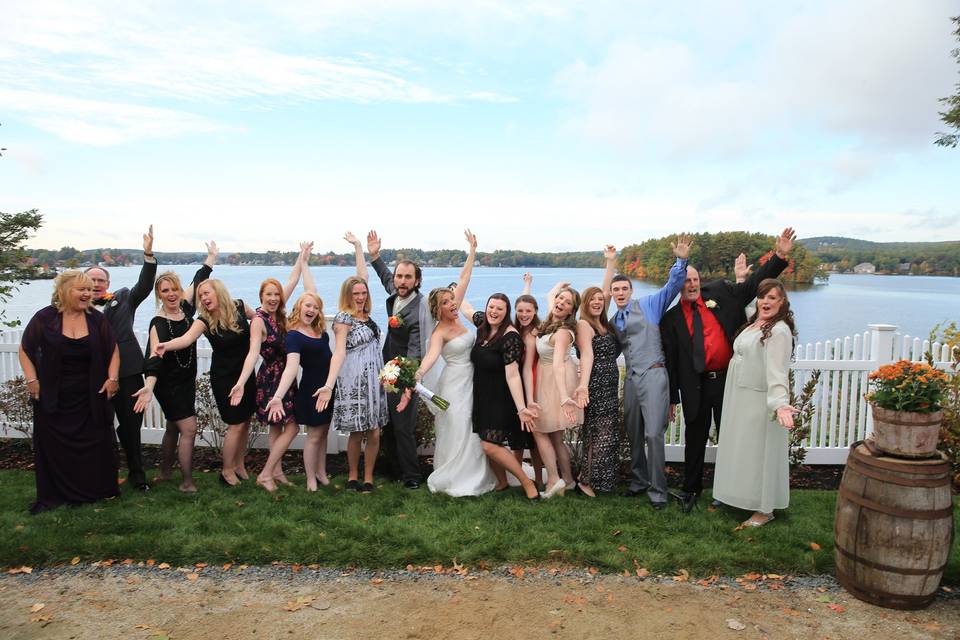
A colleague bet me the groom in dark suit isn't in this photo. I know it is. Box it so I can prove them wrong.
[367,230,425,489]
[660,228,795,512]
[85,225,158,491]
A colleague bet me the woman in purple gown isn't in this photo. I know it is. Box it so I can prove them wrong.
[19,271,121,514]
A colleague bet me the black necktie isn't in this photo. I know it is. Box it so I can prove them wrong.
[690,301,706,373]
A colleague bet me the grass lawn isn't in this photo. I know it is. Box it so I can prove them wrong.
[2,469,958,582]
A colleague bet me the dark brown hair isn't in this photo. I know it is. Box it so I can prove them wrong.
[513,293,540,339]
[476,293,513,346]
[736,278,797,345]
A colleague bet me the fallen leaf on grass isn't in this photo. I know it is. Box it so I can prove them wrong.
[636,568,650,578]
[8,566,33,575]
[284,596,316,612]
[186,573,199,581]
[29,603,45,613]
[672,569,689,582]
[146,559,155,567]
[741,583,758,592]
[433,564,443,574]
[815,594,833,603]
[726,618,746,631]
[406,564,415,572]
[616,545,628,553]
[157,563,170,570]
[588,567,599,575]
[827,604,845,614]
[707,505,717,513]
[30,615,52,624]
[222,563,232,571]
[122,559,134,565]
[611,529,622,536]
[195,563,207,569]
[742,573,762,581]
[809,542,822,552]
[508,566,525,579]
[71,557,80,566]
[765,573,782,580]
[370,578,384,585]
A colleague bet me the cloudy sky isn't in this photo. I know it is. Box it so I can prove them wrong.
[1,1,958,253]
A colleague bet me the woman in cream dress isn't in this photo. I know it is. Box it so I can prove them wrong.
[712,279,798,528]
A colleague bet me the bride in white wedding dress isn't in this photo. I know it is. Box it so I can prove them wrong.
[398,230,496,497]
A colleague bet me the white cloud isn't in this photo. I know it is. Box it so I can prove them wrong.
[0,89,233,145]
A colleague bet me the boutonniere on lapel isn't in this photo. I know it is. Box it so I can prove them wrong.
[388,315,404,329]
[94,293,118,308]
[704,299,718,309]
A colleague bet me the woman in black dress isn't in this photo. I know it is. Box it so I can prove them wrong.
[574,285,621,496]
[19,270,120,513]
[461,293,540,501]
[156,279,256,487]
[133,242,218,492]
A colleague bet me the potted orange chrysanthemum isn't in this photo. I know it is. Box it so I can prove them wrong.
[866,360,948,458]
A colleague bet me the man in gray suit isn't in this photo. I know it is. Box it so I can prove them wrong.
[86,225,157,491]
[367,230,428,489]
[604,234,692,509]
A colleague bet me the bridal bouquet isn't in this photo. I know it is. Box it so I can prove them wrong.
[379,356,449,411]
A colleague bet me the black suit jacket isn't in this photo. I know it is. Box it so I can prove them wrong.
[370,257,423,362]
[660,254,788,420]
[97,259,157,378]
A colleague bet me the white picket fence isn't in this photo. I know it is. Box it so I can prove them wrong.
[1,323,956,464]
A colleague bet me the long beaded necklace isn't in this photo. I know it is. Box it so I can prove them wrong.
[161,305,193,369]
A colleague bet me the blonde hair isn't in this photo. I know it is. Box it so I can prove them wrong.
[428,287,454,321]
[51,270,94,311]
[153,271,184,310]
[288,292,326,333]
[539,287,581,336]
[338,277,371,315]
[196,279,241,335]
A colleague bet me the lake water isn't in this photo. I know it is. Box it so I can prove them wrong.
[3,266,957,345]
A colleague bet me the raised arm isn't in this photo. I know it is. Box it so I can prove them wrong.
[129,224,158,308]
[345,232,368,282]
[601,245,616,302]
[301,243,317,293]
[546,280,570,313]
[732,228,794,305]
[521,272,533,296]
[266,352,302,422]
[642,233,692,319]
[229,316,265,406]
[367,230,395,294]
[155,319,206,355]
[453,229,477,308]
[314,321,349,412]
[281,245,306,301]
[184,241,217,304]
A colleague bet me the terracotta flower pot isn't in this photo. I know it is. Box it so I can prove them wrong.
[870,404,943,459]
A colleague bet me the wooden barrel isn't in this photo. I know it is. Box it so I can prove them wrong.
[871,404,943,458]
[834,442,954,610]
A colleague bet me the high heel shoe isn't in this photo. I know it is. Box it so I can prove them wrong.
[220,473,238,487]
[256,476,278,493]
[543,480,566,499]
[574,482,596,498]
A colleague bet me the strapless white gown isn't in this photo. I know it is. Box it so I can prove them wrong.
[427,332,497,497]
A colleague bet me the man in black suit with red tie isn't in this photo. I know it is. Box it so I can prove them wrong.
[660,228,795,513]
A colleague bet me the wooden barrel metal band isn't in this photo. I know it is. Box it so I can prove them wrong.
[850,447,949,475]
[845,458,950,488]
[834,542,948,576]
[838,486,953,520]
[835,568,934,609]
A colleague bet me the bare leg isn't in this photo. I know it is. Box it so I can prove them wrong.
[313,424,330,485]
[303,425,321,491]
[530,444,546,489]
[551,432,573,486]
[257,420,298,492]
[531,431,561,490]
[221,423,245,485]
[157,420,178,481]
[268,423,291,485]
[174,416,198,492]
[491,458,508,490]
[233,421,250,480]
[482,442,538,499]
[346,432,363,481]
[362,428,380,484]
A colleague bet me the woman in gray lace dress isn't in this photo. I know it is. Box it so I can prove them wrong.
[315,234,388,493]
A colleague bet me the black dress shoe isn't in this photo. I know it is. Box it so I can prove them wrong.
[621,487,644,498]
[346,479,361,492]
[361,482,375,494]
[404,480,421,490]
[137,482,151,492]
[680,492,699,514]
[650,501,668,511]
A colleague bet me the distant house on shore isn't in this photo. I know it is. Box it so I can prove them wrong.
[853,262,876,274]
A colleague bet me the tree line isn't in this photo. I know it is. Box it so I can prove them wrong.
[617,231,824,284]
[804,237,960,276]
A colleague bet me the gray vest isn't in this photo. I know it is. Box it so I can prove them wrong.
[612,300,665,377]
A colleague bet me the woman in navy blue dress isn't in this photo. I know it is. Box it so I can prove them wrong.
[267,263,334,491]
